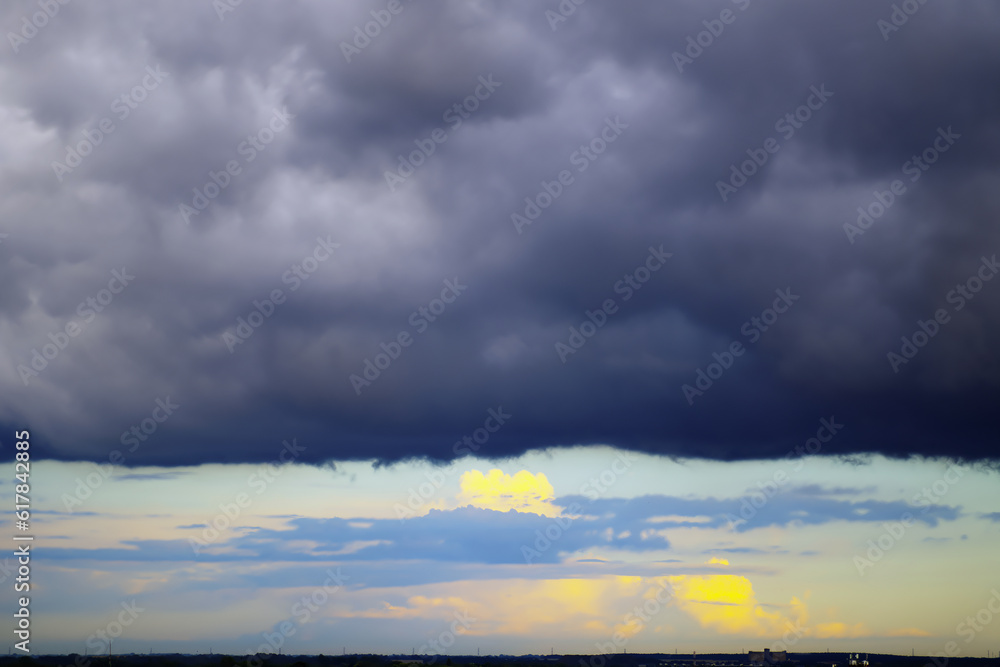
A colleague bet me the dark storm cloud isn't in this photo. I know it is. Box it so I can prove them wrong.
[2,0,1000,465]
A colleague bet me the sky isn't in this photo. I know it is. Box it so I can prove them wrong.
[0,0,999,658]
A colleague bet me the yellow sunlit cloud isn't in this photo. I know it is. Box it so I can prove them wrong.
[464,575,659,636]
[456,469,559,516]
[343,576,660,639]
[667,574,804,637]
[707,557,730,566]
[352,595,474,620]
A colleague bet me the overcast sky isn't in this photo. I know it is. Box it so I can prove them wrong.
[1,0,998,658]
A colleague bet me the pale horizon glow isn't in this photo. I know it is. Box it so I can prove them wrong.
[16,450,1000,656]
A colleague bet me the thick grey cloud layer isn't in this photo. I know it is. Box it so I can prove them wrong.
[2,0,999,465]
